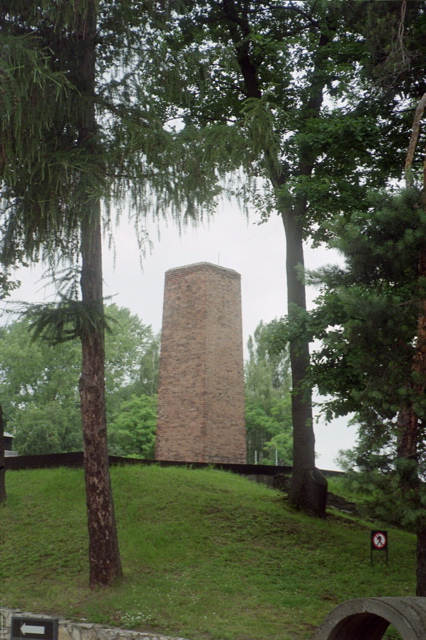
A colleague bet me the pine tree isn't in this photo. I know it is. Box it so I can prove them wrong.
[0,1,218,586]
[297,88,426,591]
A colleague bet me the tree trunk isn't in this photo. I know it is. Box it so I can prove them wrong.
[220,0,333,516]
[413,247,426,596]
[282,211,327,517]
[76,0,122,588]
[79,206,123,588]
[401,94,426,597]
[0,405,6,504]
[396,402,418,460]
[396,246,426,595]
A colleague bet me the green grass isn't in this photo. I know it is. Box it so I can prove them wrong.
[0,466,416,640]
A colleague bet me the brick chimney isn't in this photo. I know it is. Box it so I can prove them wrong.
[155,262,247,463]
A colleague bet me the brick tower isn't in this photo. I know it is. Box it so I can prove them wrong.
[155,262,247,464]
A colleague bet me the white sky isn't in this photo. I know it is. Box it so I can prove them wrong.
[5,201,357,471]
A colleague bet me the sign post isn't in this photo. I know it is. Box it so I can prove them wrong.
[370,530,388,565]
[11,618,58,640]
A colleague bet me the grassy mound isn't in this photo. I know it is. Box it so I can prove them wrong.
[0,466,416,640]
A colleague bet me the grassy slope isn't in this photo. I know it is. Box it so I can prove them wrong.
[0,466,416,640]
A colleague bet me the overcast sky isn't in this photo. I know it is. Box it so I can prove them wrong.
[6,201,357,470]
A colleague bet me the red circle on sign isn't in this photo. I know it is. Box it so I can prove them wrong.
[372,532,387,549]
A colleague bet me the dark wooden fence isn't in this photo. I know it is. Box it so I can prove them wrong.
[5,451,342,477]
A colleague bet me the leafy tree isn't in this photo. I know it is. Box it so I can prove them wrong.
[13,403,82,455]
[136,336,160,397]
[109,333,160,405]
[0,318,82,453]
[104,306,159,418]
[156,0,419,514]
[245,322,292,465]
[0,306,158,456]
[108,394,157,459]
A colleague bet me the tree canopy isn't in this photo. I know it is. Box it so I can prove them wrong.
[0,305,158,456]
[143,0,426,514]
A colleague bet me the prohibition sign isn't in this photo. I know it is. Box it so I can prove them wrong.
[372,531,387,550]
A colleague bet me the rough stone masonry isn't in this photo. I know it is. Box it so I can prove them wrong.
[155,262,247,464]
[0,609,187,640]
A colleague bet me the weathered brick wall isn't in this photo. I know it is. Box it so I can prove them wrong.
[155,262,246,464]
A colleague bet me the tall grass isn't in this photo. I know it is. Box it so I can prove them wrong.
[0,466,416,640]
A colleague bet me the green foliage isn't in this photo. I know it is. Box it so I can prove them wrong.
[383,628,403,640]
[102,305,159,399]
[359,0,426,96]
[0,24,86,267]
[0,0,200,587]
[255,189,426,426]
[0,270,21,300]
[0,1,231,302]
[163,1,414,234]
[159,2,425,513]
[132,334,160,397]
[0,33,74,184]
[22,298,108,344]
[0,466,416,639]
[335,460,426,537]
[245,322,292,464]
[108,395,157,458]
[305,187,426,424]
[280,187,426,533]
[0,317,82,454]
[12,403,82,455]
[0,305,158,455]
